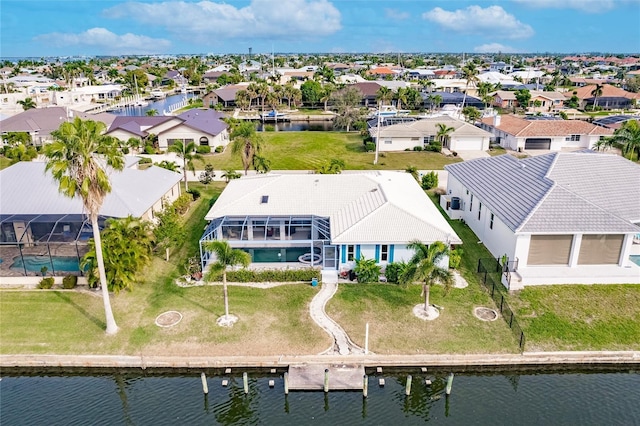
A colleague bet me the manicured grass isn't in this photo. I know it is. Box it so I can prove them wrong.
[508,285,640,351]
[195,131,461,171]
[487,146,507,157]
[0,156,12,170]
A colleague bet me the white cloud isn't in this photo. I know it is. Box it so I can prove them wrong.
[34,28,171,54]
[422,5,534,39]
[512,0,619,12]
[385,8,410,21]
[103,0,341,42]
[473,43,522,53]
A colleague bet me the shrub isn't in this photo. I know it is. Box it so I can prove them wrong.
[208,268,320,282]
[215,145,224,153]
[384,261,407,284]
[38,277,54,289]
[144,145,155,154]
[421,170,439,190]
[138,157,152,164]
[425,142,442,152]
[449,249,463,270]
[196,145,211,154]
[364,142,376,152]
[413,145,423,152]
[354,256,381,283]
[173,193,194,215]
[264,125,275,132]
[62,275,78,289]
[121,146,130,154]
[186,188,201,200]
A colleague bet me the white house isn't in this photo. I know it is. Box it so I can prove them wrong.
[442,152,640,289]
[371,116,493,152]
[199,172,461,274]
[479,114,613,151]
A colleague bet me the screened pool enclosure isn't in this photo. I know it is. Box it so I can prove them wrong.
[0,214,107,277]
[199,215,338,270]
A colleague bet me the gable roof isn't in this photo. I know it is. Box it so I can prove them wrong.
[107,116,175,137]
[480,114,613,137]
[445,152,640,234]
[176,109,228,136]
[0,161,182,218]
[377,117,492,139]
[1,107,116,135]
[571,84,640,100]
[350,82,383,97]
[204,172,461,245]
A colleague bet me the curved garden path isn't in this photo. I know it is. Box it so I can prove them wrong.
[309,279,364,356]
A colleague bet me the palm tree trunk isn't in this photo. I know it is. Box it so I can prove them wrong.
[223,271,230,318]
[91,214,118,334]
[424,283,430,313]
[182,158,189,191]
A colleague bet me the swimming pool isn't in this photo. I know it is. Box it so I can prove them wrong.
[10,255,81,273]
[630,255,640,267]
[246,247,321,263]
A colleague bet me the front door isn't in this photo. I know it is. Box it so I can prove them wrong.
[323,245,337,269]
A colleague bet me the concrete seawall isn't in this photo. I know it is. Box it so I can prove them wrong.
[2,351,639,370]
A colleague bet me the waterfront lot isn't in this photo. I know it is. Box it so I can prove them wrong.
[195,131,462,171]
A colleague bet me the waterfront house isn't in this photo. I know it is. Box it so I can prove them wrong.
[442,152,640,289]
[199,172,461,274]
[478,114,612,151]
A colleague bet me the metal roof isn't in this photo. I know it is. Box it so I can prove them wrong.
[445,152,640,234]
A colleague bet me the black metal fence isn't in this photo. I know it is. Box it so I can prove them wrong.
[477,258,526,352]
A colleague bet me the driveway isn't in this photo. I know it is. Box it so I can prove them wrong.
[455,150,491,161]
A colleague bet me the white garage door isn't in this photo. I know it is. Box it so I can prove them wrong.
[450,137,484,151]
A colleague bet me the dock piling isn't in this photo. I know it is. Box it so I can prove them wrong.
[446,373,454,395]
[201,372,209,394]
[284,372,289,395]
[405,375,412,396]
[243,372,249,394]
[363,375,368,398]
[324,368,329,393]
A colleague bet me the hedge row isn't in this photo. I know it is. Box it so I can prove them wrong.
[209,268,321,283]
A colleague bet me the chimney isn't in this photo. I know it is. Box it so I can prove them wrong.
[493,114,501,127]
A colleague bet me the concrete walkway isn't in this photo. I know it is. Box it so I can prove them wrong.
[309,272,364,356]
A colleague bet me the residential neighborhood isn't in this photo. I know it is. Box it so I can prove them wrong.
[1,0,640,421]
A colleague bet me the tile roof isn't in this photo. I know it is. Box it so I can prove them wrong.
[445,152,640,234]
[204,172,461,245]
[571,84,640,100]
[0,161,182,218]
[480,115,612,137]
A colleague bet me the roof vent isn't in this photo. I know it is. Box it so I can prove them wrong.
[370,188,378,192]
[260,195,269,204]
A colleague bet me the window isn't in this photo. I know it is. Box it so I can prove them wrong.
[423,136,435,144]
[478,202,482,220]
[199,136,209,146]
[490,213,494,229]
[565,134,581,142]
[347,245,355,261]
[470,195,473,211]
[384,139,392,144]
[380,245,389,262]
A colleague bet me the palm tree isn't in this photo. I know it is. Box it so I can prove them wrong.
[168,140,201,191]
[44,117,124,334]
[253,154,271,173]
[591,84,604,110]
[321,83,336,111]
[436,123,455,149]
[203,240,251,326]
[145,109,158,116]
[610,119,640,161]
[428,94,443,112]
[399,240,453,316]
[221,168,241,182]
[395,87,408,110]
[235,90,251,110]
[460,63,479,111]
[231,121,263,175]
[17,97,36,110]
[376,86,393,106]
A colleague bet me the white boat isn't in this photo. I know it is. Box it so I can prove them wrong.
[372,105,411,118]
[150,89,166,99]
[261,109,289,121]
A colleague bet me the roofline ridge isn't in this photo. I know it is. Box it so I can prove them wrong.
[330,188,387,240]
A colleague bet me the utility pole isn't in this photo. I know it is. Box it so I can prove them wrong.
[374,103,381,165]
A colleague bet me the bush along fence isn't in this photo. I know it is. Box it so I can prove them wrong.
[207,267,321,283]
[477,258,526,352]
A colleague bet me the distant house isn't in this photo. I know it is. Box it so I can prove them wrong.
[350,82,383,107]
[442,152,640,288]
[366,67,398,79]
[570,84,640,110]
[0,107,116,146]
[489,62,514,74]
[479,114,612,151]
[106,109,229,150]
[199,172,461,273]
[406,69,435,80]
[370,116,492,152]
[202,84,254,109]
[422,91,484,109]
[491,90,565,111]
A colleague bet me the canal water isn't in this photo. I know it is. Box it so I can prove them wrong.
[111,94,195,116]
[1,368,638,425]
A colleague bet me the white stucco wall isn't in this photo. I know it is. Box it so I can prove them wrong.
[448,136,489,151]
[378,136,421,152]
[158,126,228,150]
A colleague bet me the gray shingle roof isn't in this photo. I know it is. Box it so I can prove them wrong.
[445,152,640,234]
[0,161,182,218]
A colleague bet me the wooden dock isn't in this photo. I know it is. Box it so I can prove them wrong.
[288,363,365,391]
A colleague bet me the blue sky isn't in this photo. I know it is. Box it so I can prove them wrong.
[1,0,639,57]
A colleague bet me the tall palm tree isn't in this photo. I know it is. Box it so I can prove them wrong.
[235,89,251,110]
[203,240,251,325]
[168,140,201,191]
[460,63,479,111]
[399,240,453,316]
[44,117,124,334]
[436,123,455,149]
[428,94,443,112]
[376,86,393,106]
[321,83,336,111]
[231,121,263,175]
[395,87,408,110]
[591,84,604,110]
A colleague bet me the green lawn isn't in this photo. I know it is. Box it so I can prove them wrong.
[0,156,12,170]
[195,131,461,171]
[508,285,640,351]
